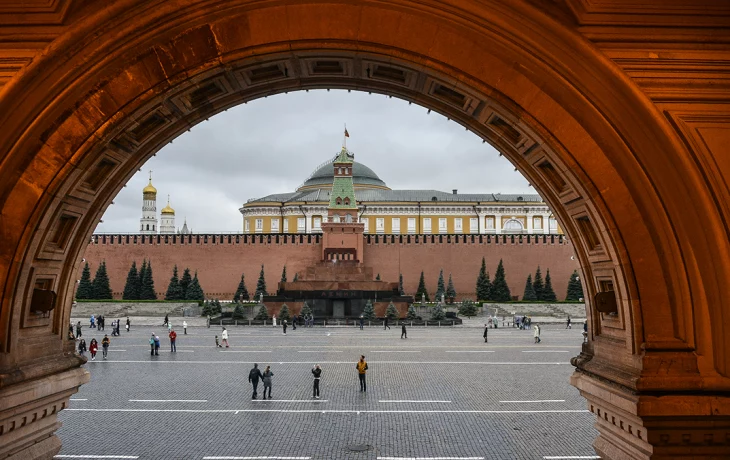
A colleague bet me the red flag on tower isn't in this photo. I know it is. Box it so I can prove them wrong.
[344,128,349,137]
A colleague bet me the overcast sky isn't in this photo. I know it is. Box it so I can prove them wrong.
[96,90,534,233]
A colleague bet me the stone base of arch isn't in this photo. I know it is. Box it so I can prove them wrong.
[572,371,730,459]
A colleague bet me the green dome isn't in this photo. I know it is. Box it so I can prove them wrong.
[297,157,389,191]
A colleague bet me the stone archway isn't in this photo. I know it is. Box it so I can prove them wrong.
[0,1,728,459]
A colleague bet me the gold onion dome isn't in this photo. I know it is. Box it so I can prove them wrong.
[143,172,157,194]
[161,195,174,214]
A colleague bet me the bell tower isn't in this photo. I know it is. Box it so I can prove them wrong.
[140,171,158,234]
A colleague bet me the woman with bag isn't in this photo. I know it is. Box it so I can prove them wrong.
[262,366,274,399]
[88,338,98,360]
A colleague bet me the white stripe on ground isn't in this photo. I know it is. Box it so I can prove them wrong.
[250,400,328,403]
[543,457,601,459]
[203,457,311,459]
[379,400,451,403]
[54,456,139,459]
[369,351,421,353]
[173,350,194,352]
[128,399,207,402]
[108,350,126,352]
[444,351,494,353]
[219,350,272,353]
[377,457,484,459]
[70,398,88,401]
[522,350,570,353]
[500,400,566,403]
[89,361,569,365]
[297,350,342,353]
[64,408,589,414]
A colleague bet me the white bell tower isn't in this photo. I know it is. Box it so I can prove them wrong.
[140,171,158,234]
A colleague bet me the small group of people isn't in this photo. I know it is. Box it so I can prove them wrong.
[246,356,367,400]
[514,315,532,330]
[301,314,315,327]
[77,335,110,360]
[215,327,229,348]
[90,314,105,331]
[485,316,500,328]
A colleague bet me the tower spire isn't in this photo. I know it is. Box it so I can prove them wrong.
[342,124,349,149]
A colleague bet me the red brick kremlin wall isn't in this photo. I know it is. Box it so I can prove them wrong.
[82,233,579,301]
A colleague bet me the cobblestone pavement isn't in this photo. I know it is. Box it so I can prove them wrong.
[57,324,598,460]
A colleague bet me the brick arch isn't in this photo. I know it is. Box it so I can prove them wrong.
[0,1,728,459]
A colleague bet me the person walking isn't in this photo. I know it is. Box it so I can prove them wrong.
[169,328,177,352]
[221,327,229,347]
[401,322,407,339]
[215,335,222,348]
[183,321,188,335]
[483,323,489,343]
[78,339,87,357]
[164,314,169,326]
[76,321,82,338]
[149,334,156,356]
[206,315,211,328]
[312,364,322,399]
[582,320,588,343]
[100,315,105,331]
[90,314,95,329]
[384,316,390,330]
[359,315,364,330]
[154,334,161,355]
[248,363,264,399]
[292,315,297,331]
[167,321,172,333]
[262,365,274,399]
[282,320,287,335]
[533,323,541,344]
[566,315,572,329]
[356,355,368,392]
[126,317,130,332]
[89,338,98,360]
[101,334,110,360]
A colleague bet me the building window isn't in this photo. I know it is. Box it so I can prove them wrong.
[503,219,523,233]
[423,218,432,234]
[245,219,250,233]
[338,167,342,174]
[363,218,369,233]
[392,218,401,234]
[344,197,350,205]
[283,219,289,233]
[376,218,385,234]
[271,218,280,233]
[146,224,149,231]
[255,218,263,233]
[533,216,543,230]
[345,213,353,223]
[336,197,342,205]
[297,217,306,233]
[313,216,322,231]
[153,225,155,231]
[407,218,416,234]
[438,218,447,234]
[454,218,463,234]
[333,214,341,223]
[549,216,558,232]
[485,217,495,230]
[470,217,478,234]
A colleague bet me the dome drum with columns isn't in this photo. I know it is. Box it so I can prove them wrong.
[241,151,563,235]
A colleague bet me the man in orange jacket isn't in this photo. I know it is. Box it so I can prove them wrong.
[169,328,177,353]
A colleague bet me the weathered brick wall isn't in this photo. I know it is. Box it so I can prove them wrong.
[82,234,579,301]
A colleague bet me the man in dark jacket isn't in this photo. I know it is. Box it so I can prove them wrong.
[483,324,488,343]
[312,364,322,399]
[401,322,407,339]
[248,363,264,399]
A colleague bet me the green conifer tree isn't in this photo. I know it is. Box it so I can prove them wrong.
[543,269,557,302]
[278,304,291,322]
[138,260,147,298]
[406,304,418,320]
[300,302,313,318]
[476,257,490,301]
[415,271,430,302]
[565,270,585,301]
[254,304,269,320]
[140,259,157,300]
[280,266,287,283]
[522,274,537,301]
[375,273,381,281]
[179,268,192,299]
[122,261,140,300]
[362,300,376,321]
[76,262,93,300]
[490,259,512,302]
[91,261,113,300]
[430,302,446,321]
[386,302,399,320]
[232,303,246,319]
[483,271,492,301]
[398,273,405,295]
[233,273,249,302]
[458,299,479,317]
[255,265,268,297]
[532,266,545,301]
[435,269,446,300]
[446,273,456,300]
[165,265,183,301]
[292,273,299,282]
[186,271,205,302]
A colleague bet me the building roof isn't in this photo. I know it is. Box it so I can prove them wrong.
[246,189,543,205]
[297,155,388,191]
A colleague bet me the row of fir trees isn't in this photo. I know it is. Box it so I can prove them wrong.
[163,265,205,301]
[232,265,295,302]
[75,261,113,300]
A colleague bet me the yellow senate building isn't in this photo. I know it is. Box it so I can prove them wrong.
[240,149,563,235]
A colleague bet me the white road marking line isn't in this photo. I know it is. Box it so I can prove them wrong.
[54,456,139,459]
[251,400,328,403]
[108,350,126,352]
[444,351,494,353]
[522,350,570,353]
[70,398,88,401]
[203,457,311,459]
[378,457,484,459]
[297,350,342,353]
[128,399,207,402]
[379,400,451,403]
[369,351,421,353]
[543,457,601,459]
[64,408,589,414]
[88,360,569,365]
[174,350,195,352]
[500,400,566,403]
[219,350,272,353]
